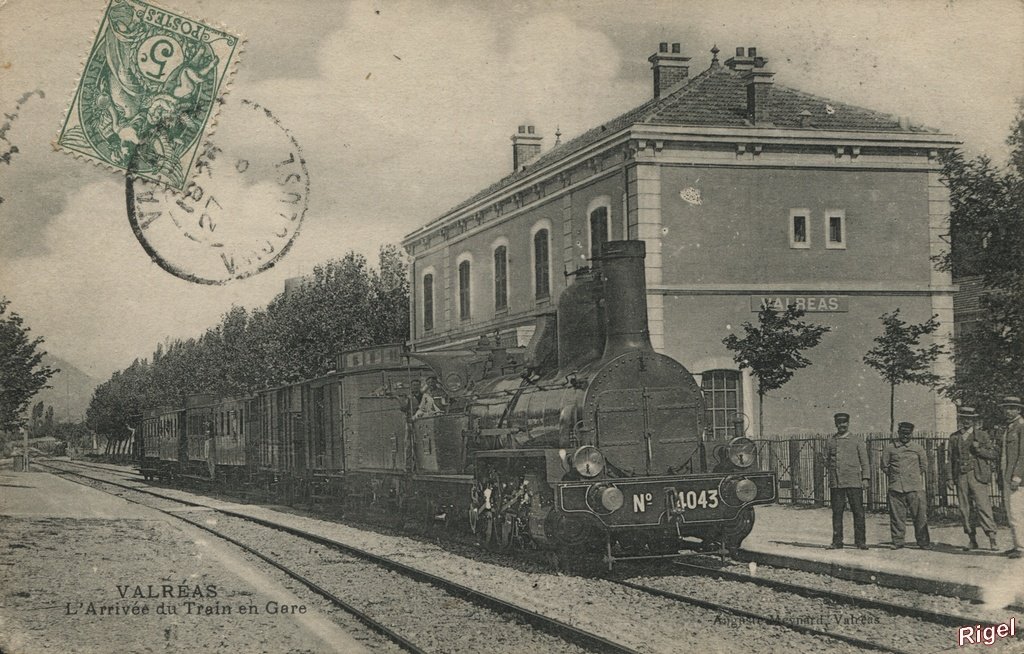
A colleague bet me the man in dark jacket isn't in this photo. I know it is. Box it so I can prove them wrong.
[947,407,999,550]
[881,422,930,549]
[825,413,869,550]
[997,396,1024,559]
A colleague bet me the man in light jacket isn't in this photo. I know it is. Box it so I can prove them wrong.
[947,407,999,551]
[825,412,869,550]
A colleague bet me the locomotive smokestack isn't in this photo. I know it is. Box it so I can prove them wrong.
[599,240,652,360]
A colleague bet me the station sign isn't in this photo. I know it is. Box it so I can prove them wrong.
[750,295,849,313]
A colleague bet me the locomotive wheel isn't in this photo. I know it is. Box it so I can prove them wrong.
[468,506,479,534]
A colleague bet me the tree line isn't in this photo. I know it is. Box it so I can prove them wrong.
[84,246,409,441]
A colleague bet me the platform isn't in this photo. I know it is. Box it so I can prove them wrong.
[743,504,1024,606]
[0,471,371,654]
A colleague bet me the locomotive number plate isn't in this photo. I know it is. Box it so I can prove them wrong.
[668,488,719,512]
[660,481,727,521]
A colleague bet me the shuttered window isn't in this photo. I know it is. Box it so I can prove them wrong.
[422,274,434,332]
[494,246,508,311]
[458,260,471,320]
[534,229,550,300]
[590,206,609,259]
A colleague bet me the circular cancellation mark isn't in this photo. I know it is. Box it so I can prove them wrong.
[125,98,310,284]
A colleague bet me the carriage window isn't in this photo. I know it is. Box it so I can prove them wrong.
[701,370,743,440]
[458,260,471,320]
[422,274,434,332]
[590,206,609,259]
[493,246,508,312]
[534,229,550,300]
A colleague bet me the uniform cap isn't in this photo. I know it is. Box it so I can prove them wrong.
[999,396,1023,408]
[897,422,915,431]
[957,406,979,418]
[833,412,850,421]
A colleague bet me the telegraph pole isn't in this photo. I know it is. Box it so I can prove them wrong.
[22,425,29,471]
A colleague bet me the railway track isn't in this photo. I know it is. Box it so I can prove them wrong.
[45,459,1024,653]
[34,459,635,654]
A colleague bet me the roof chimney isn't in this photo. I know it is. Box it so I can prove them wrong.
[743,53,774,125]
[511,125,543,171]
[648,42,691,99]
[724,46,756,72]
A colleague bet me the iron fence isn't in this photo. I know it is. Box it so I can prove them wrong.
[753,433,1008,520]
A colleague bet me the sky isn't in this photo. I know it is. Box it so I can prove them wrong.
[1,0,1022,380]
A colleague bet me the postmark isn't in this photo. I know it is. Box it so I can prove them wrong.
[57,0,241,190]
[126,98,309,284]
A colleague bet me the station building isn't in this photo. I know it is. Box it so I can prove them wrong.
[401,43,959,437]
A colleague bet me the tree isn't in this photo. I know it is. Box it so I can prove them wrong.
[0,298,58,432]
[936,100,1024,420]
[863,310,945,432]
[722,305,830,437]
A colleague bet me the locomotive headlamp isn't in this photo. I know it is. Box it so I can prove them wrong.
[727,437,757,469]
[585,482,624,514]
[721,476,759,506]
[735,478,758,503]
[571,445,605,478]
[598,485,624,512]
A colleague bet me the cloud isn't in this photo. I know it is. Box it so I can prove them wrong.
[0,179,292,377]
[238,3,645,261]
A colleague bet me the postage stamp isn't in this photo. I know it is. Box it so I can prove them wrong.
[125,98,310,284]
[56,0,241,190]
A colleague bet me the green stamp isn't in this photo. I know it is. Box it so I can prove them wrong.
[57,0,241,190]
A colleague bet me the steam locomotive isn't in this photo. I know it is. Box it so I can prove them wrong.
[137,240,776,568]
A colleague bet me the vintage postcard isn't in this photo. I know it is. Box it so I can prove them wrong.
[2,1,1023,653]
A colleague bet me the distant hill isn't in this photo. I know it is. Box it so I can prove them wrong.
[32,353,99,422]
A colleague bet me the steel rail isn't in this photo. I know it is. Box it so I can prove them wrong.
[612,578,911,654]
[668,559,1007,631]
[36,460,639,654]
[35,461,424,654]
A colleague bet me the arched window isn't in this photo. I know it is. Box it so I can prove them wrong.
[422,273,434,332]
[533,229,550,300]
[701,370,743,440]
[493,245,508,311]
[458,260,471,320]
[590,206,609,259]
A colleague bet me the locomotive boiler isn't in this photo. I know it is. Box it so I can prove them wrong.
[406,240,776,566]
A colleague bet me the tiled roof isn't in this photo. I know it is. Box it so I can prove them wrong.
[421,63,941,232]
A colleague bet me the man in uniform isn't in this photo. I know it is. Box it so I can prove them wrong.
[825,413,869,550]
[881,422,930,549]
[997,396,1024,559]
[947,407,999,550]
